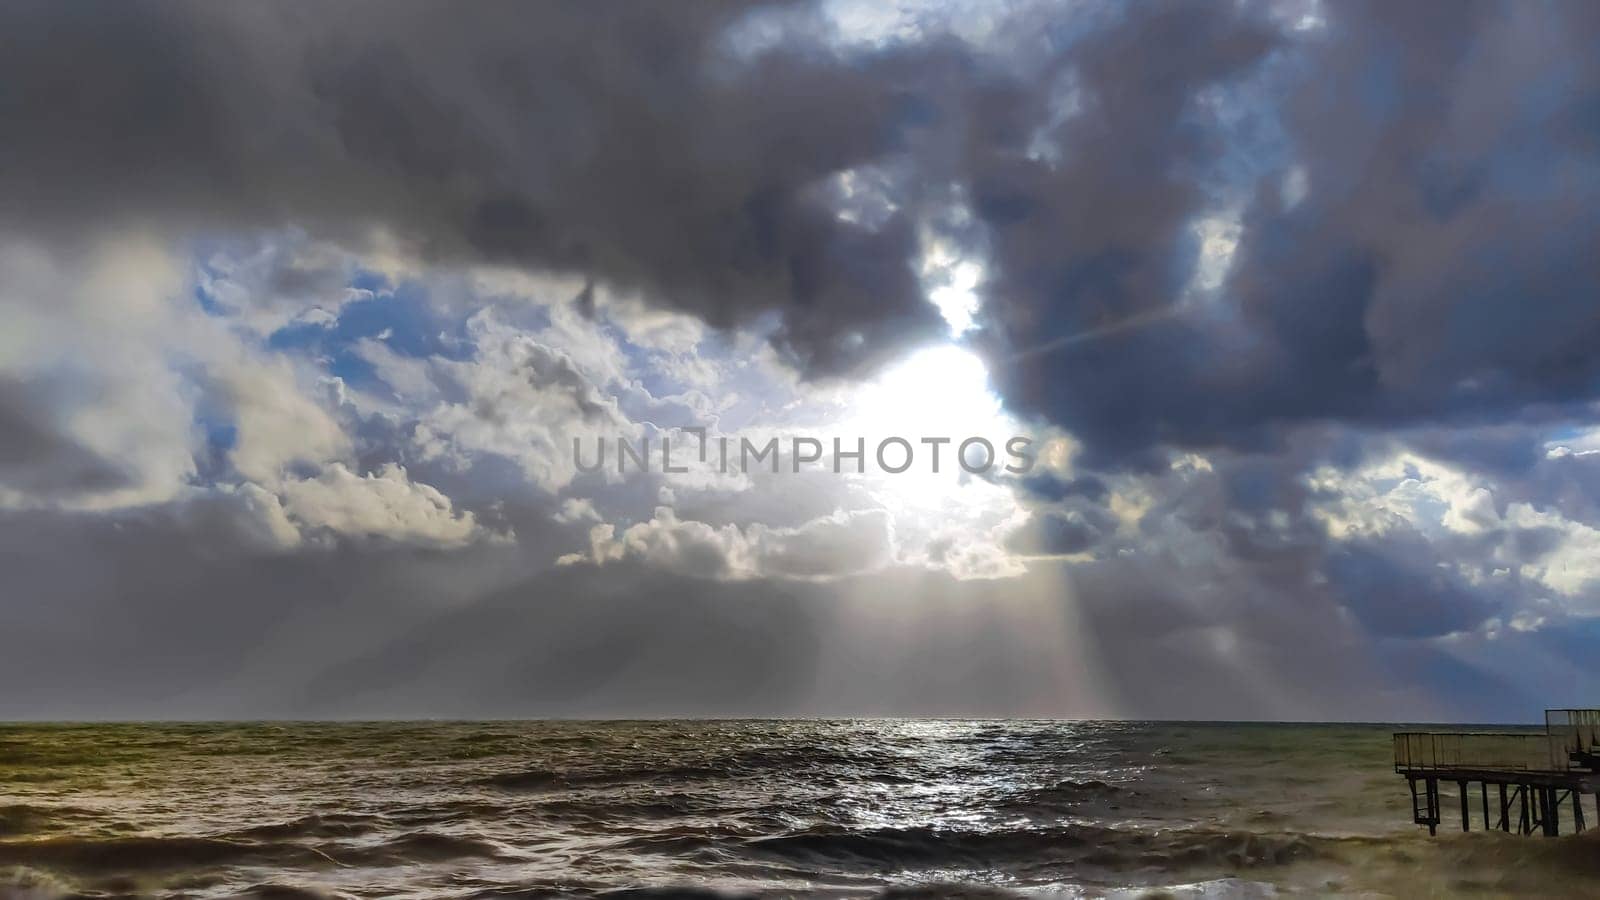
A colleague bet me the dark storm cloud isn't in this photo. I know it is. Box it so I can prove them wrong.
[978,0,1600,462]
[969,1,1280,454]
[1017,472,1109,504]
[1326,538,1501,640]
[1401,425,1550,478]
[1234,1,1600,414]
[5,0,1598,440]
[0,0,950,375]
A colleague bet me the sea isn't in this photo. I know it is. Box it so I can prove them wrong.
[2,720,1598,899]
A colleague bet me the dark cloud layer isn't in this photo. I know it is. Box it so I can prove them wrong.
[4,0,1600,720]
[8,1,1594,452]
[0,0,951,374]
[981,1,1600,461]
[0,501,1521,721]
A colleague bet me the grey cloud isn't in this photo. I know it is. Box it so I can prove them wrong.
[969,2,1600,465]
[0,375,134,502]
[1018,473,1109,505]
[0,499,1457,720]
[5,0,1598,444]
[751,508,895,579]
[0,0,949,376]
[1509,525,1565,562]
[4,0,1600,720]
[0,439,1584,722]
[1005,506,1112,557]
[969,0,1281,460]
[1326,537,1502,639]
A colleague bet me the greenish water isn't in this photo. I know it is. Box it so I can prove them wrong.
[1,721,1597,898]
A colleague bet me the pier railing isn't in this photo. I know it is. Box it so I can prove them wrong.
[1393,709,1600,837]
[1393,731,1565,773]
[1546,709,1600,765]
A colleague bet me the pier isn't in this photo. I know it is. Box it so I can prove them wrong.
[1395,709,1600,836]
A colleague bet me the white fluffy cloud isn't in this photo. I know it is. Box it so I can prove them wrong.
[0,234,498,551]
[1308,450,1600,609]
[278,463,492,548]
[401,311,639,492]
[217,355,352,485]
[568,506,896,581]
[196,231,364,337]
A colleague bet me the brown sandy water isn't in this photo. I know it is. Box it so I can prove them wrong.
[3,720,1599,898]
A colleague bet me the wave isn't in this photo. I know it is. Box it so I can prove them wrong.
[0,805,99,839]
[0,828,507,876]
[0,836,319,872]
[0,872,351,900]
[334,830,511,865]
[477,765,727,793]
[592,887,760,899]
[460,887,1024,900]
[1001,779,1131,812]
[233,812,384,840]
[480,745,925,795]
[746,823,1331,875]
[234,885,348,900]
[873,886,1024,899]
[478,769,584,792]
[388,799,513,828]
[535,794,708,822]
[0,867,80,900]
[460,888,764,900]
[1427,829,1600,878]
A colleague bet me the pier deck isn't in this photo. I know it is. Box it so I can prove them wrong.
[1395,709,1600,836]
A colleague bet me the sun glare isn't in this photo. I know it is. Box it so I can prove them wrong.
[839,343,1022,514]
[849,344,1006,441]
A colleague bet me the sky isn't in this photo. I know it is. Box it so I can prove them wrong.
[2,0,1599,721]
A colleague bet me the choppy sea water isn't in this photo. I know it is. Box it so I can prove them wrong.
[2,721,1599,899]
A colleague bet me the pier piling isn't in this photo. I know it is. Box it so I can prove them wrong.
[1395,709,1600,837]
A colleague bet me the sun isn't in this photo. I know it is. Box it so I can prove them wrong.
[849,344,1005,440]
[837,343,1022,514]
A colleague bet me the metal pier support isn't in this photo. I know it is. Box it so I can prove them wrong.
[1403,775,1593,837]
